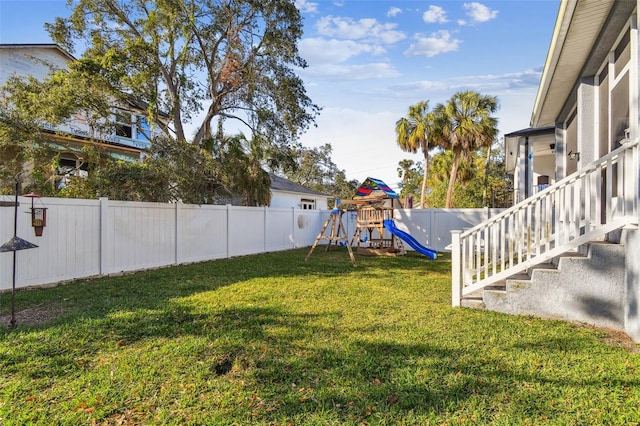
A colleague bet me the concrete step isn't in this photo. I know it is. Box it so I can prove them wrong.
[461,282,506,310]
[461,296,485,309]
[550,250,586,268]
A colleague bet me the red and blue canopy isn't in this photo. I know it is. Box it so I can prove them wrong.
[354,177,399,199]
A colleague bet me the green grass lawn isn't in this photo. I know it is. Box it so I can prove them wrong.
[1,248,639,425]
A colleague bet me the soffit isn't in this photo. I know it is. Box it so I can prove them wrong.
[531,0,617,128]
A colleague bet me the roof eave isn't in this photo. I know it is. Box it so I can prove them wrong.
[531,0,576,128]
[0,43,77,62]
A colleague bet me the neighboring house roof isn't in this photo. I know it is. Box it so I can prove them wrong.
[531,0,631,127]
[268,173,328,197]
[354,177,399,199]
[0,43,76,62]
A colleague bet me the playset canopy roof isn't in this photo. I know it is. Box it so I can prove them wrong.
[354,177,399,199]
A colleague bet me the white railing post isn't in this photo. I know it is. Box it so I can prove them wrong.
[635,144,640,220]
[451,230,462,306]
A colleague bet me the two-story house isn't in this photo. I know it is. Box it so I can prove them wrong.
[0,44,160,186]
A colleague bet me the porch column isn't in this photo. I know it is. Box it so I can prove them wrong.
[631,9,640,226]
[577,77,597,164]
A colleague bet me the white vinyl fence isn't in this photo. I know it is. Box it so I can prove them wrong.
[0,196,502,290]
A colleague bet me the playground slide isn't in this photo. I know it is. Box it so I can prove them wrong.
[382,219,437,260]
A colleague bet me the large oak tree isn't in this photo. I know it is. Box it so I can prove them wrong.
[47,0,319,147]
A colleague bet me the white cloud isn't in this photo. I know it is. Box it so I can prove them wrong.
[404,30,461,57]
[299,38,386,65]
[390,80,447,93]
[387,7,402,17]
[423,5,448,24]
[457,68,543,89]
[382,68,542,104]
[463,2,498,24]
[316,16,406,44]
[295,0,318,14]
[300,62,401,80]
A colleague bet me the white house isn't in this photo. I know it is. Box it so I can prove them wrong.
[268,173,329,210]
[452,0,640,342]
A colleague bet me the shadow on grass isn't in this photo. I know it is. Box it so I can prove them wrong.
[1,247,449,326]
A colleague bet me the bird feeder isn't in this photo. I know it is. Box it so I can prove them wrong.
[23,193,47,237]
[0,180,39,328]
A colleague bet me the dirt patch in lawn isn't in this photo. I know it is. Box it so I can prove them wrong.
[0,304,69,328]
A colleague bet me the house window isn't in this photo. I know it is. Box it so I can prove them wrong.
[56,155,88,188]
[115,110,132,139]
[136,115,152,141]
[300,198,316,210]
[537,175,549,193]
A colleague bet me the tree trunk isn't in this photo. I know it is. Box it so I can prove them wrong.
[420,152,429,208]
[446,151,461,208]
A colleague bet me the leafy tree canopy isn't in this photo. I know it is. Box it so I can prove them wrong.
[399,144,512,208]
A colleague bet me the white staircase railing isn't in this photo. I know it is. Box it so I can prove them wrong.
[452,139,639,306]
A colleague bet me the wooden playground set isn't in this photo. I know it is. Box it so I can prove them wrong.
[305,177,437,266]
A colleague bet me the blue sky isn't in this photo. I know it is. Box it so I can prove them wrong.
[0,0,560,190]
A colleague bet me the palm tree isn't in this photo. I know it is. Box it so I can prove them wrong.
[395,101,434,208]
[432,91,498,208]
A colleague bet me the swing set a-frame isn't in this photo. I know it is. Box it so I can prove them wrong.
[304,208,356,266]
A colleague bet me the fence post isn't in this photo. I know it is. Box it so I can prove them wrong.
[226,204,231,258]
[99,197,109,276]
[291,207,296,249]
[264,206,268,253]
[429,209,435,249]
[451,230,462,307]
[174,202,180,265]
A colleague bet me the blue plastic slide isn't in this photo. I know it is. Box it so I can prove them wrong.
[383,219,437,260]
